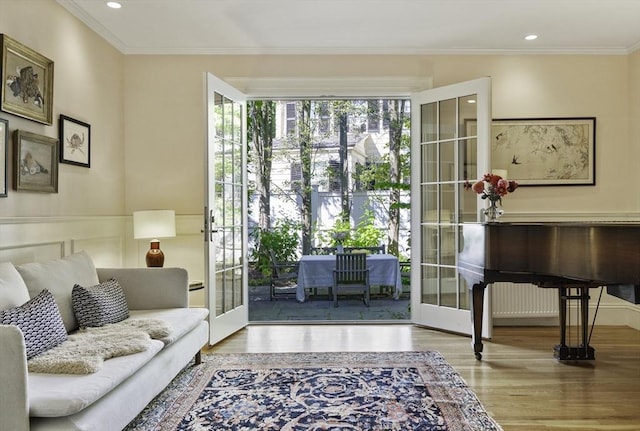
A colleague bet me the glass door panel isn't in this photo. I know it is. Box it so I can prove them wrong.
[205,73,248,345]
[410,78,491,337]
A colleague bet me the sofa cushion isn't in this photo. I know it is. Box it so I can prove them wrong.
[72,278,129,328]
[0,262,30,310]
[28,339,164,417]
[129,307,209,345]
[0,289,68,359]
[16,251,100,332]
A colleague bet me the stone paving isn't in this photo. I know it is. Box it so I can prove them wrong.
[248,284,410,322]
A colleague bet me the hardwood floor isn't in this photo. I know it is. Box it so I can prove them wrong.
[205,324,640,431]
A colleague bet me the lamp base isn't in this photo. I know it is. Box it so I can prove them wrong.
[146,240,165,267]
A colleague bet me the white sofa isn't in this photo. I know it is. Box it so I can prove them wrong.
[0,251,209,431]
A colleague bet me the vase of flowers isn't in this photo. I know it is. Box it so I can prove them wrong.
[465,173,518,222]
[332,231,348,253]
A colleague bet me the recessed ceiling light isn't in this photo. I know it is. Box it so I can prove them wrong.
[524,34,538,41]
[467,99,476,104]
[107,2,122,9]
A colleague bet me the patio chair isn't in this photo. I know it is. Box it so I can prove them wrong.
[269,250,299,301]
[400,260,411,288]
[332,253,370,307]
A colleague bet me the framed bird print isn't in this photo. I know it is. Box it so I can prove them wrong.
[490,118,596,186]
[59,115,90,167]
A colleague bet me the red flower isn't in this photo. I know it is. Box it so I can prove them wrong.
[471,181,485,194]
[467,173,518,204]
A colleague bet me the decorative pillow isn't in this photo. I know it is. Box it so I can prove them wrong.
[0,289,68,359]
[72,278,130,328]
[16,251,100,332]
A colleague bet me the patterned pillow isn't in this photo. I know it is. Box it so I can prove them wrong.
[72,278,130,328]
[0,289,68,359]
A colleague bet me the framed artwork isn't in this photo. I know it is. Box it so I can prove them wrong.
[59,115,90,167]
[0,117,7,197]
[13,130,58,193]
[1,34,54,125]
[491,117,596,186]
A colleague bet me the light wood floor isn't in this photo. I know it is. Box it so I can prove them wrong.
[205,324,640,431]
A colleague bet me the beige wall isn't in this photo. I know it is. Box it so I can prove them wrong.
[123,54,637,217]
[0,0,125,217]
[630,49,640,211]
[1,1,636,220]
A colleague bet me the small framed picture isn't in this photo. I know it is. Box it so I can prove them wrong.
[13,129,58,193]
[0,117,7,197]
[59,115,90,167]
[1,34,54,125]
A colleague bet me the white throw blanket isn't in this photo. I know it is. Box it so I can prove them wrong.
[28,318,173,375]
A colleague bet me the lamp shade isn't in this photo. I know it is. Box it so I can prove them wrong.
[133,210,176,240]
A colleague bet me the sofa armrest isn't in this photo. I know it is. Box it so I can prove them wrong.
[96,267,189,309]
[0,325,29,431]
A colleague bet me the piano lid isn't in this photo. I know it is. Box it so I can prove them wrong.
[459,222,640,288]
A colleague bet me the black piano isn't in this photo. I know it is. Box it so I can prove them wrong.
[458,222,640,360]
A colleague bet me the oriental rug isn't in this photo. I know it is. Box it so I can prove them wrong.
[125,351,502,431]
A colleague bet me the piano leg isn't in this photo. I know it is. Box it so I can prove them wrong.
[553,285,595,361]
[470,283,486,360]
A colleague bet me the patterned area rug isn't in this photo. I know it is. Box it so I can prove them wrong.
[125,351,502,431]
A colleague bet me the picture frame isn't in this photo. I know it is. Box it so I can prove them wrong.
[13,129,58,193]
[491,117,596,186]
[1,34,54,125]
[59,115,90,167]
[0,117,7,197]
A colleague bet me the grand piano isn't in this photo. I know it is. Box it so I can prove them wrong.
[458,222,640,360]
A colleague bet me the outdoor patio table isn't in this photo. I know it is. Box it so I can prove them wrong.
[296,254,402,302]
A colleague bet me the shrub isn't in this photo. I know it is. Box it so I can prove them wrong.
[250,219,301,275]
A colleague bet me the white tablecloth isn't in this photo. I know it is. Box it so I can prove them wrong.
[296,254,402,302]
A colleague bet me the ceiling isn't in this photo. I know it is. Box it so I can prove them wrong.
[57,0,640,55]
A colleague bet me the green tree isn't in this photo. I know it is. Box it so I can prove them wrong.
[248,101,276,230]
[298,101,313,255]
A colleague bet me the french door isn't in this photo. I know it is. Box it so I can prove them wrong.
[204,73,248,345]
[410,78,492,339]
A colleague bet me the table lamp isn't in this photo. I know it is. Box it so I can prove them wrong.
[133,210,176,267]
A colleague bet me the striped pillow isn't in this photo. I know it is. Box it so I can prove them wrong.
[72,278,129,328]
[0,289,68,359]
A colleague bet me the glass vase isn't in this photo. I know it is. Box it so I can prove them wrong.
[483,201,504,222]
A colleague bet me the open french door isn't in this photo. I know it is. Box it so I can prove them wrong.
[410,77,492,339]
[204,73,248,345]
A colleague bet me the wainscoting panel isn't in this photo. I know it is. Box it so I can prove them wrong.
[71,236,123,268]
[0,216,127,267]
[0,241,65,265]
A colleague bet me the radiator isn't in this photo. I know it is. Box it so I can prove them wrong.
[491,282,559,318]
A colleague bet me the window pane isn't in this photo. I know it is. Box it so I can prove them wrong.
[421,265,438,305]
[459,137,477,181]
[440,266,458,308]
[459,94,477,137]
[439,98,456,140]
[421,143,437,183]
[421,102,437,142]
[439,141,455,182]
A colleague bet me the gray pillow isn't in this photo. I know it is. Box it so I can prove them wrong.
[0,289,68,359]
[72,278,130,328]
[16,251,100,332]
[0,262,31,310]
